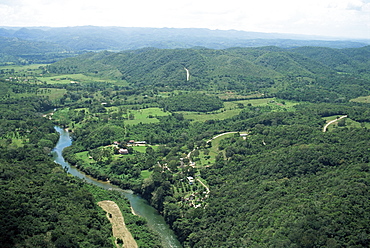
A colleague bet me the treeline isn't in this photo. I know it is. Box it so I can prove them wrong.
[160,93,223,112]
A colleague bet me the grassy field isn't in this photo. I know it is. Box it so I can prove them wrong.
[0,64,47,72]
[323,115,370,131]
[140,170,152,179]
[38,88,67,100]
[37,73,128,85]
[0,138,26,147]
[190,132,247,167]
[125,108,171,125]
[75,151,93,164]
[208,132,237,161]
[132,146,148,153]
[180,98,297,122]
[8,87,67,101]
[350,95,370,103]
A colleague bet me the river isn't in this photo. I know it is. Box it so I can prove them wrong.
[53,126,182,248]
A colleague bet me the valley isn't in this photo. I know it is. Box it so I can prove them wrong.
[1,45,370,247]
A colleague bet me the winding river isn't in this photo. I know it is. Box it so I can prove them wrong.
[53,126,182,248]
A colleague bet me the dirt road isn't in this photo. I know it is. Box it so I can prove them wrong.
[98,200,138,248]
[184,67,190,81]
[323,115,347,132]
[206,132,238,143]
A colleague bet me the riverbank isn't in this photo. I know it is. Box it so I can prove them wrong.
[53,126,182,248]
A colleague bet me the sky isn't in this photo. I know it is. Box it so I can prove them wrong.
[0,0,369,39]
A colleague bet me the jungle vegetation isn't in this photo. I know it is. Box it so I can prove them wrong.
[1,45,370,247]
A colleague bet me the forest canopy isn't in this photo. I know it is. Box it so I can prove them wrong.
[1,44,370,247]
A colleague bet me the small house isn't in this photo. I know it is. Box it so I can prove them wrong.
[118,148,129,154]
[134,141,147,145]
[187,176,195,185]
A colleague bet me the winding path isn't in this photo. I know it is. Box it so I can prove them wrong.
[197,179,210,194]
[323,115,347,132]
[206,132,238,143]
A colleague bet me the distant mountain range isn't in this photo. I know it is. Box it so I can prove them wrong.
[0,26,369,64]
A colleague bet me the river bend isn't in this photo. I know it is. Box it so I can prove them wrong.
[53,126,182,248]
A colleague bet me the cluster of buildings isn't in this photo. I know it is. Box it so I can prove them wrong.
[112,140,147,155]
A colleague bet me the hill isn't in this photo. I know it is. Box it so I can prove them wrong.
[1,44,370,247]
[46,46,369,102]
[0,36,77,65]
[291,46,370,74]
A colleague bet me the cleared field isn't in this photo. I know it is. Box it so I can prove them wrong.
[0,64,47,72]
[98,200,138,248]
[180,108,242,122]
[75,151,93,164]
[125,108,171,125]
[38,88,67,100]
[140,170,152,179]
[0,138,26,148]
[132,146,148,153]
[350,95,370,103]
[181,98,297,122]
[37,73,128,85]
[323,115,370,131]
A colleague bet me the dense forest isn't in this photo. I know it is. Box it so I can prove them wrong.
[1,45,370,247]
[0,80,160,247]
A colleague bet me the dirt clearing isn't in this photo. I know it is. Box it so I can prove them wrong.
[98,200,138,248]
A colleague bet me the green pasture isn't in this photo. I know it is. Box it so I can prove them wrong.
[216,92,264,100]
[8,87,66,100]
[124,108,171,125]
[38,88,67,100]
[140,170,152,179]
[75,151,93,164]
[179,108,242,122]
[181,98,297,122]
[0,138,25,148]
[37,73,128,85]
[350,95,370,103]
[192,132,247,166]
[323,115,370,131]
[0,64,47,72]
[52,108,71,121]
[208,132,237,160]
[132,146,148,153]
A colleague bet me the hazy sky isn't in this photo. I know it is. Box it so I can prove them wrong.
[0,0,369,39]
